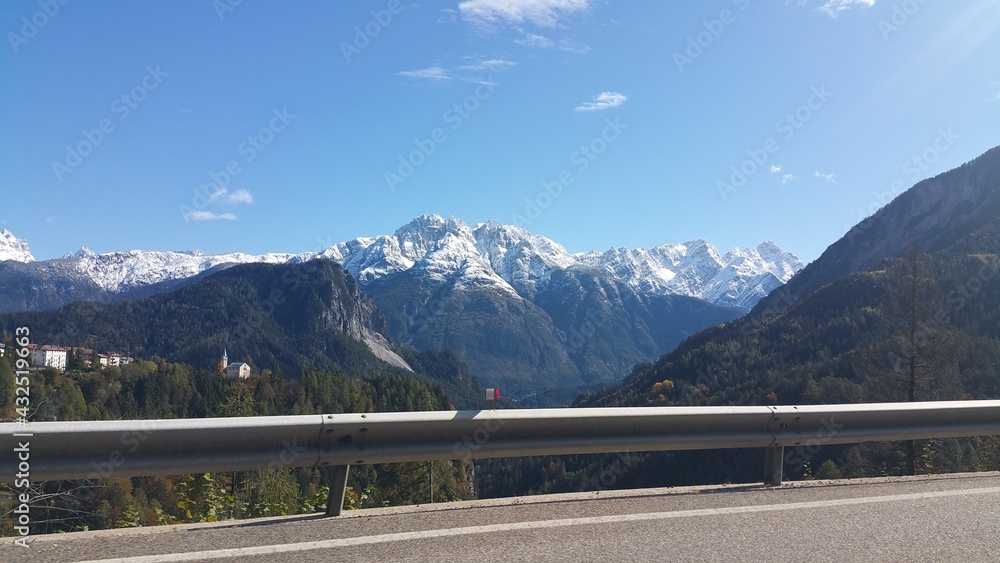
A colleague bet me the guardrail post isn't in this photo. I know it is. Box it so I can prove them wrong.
[763,446,783,486]
[325,465,350,517]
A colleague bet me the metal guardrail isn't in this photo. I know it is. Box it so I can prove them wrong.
[2,401,999,516]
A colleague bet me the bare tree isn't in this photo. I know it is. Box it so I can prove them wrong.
[858,245,960,474]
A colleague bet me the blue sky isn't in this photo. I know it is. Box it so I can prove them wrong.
[2,0,998,263]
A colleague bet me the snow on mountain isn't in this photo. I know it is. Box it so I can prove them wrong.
[70,249,312,293]
[569,237,802,310]
[472,220,577,295]
[323,215,803,310]
[0,230,34,263]
[322,216,522,296]
[9,215,802,310]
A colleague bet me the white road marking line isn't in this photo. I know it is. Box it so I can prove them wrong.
[74,486,1000,563]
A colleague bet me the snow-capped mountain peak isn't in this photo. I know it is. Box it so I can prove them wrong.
[3,216,803,311]
[0,229,34,263]
[321,218,802,310]
[69,246,97,259]
[65,248,312,293]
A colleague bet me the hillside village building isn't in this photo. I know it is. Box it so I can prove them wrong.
[226,362,251,379]
[30,344,71,371]
[221,349,251,379]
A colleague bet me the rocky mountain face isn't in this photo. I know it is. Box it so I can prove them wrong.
[0,217,802,402]
[0,230,33,263]
[1,260,409,376]
[318,217,797,401]
[320,216,801,312]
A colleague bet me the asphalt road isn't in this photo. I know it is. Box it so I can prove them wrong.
[5,472,999,562]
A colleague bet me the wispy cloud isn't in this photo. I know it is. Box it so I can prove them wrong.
[815,171,837,183]
[187,210,238,221]
[398,66,453,81]
[515,31,555,48]
[404,59,513,86]
[770,165,796,184]
[459,0,591,28]
[815,0,875,18]
[208,187,254,205]
[187,211,237,221]
[226,188,254,204]
[574,91,627,112]
[438,8,460,23]
[457,58,518,71]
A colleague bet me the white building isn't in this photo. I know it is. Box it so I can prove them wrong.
[97,352,134,367]
[225,362,251,379]
[32,345,70,371]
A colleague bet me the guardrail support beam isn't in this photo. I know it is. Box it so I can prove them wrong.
[325,465,350,517]
[763,446,783,486]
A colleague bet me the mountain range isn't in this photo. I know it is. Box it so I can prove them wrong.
[0,219,799,312]
[0,220,801,402]
[470,144,1000,496]
[582,144,1000,410]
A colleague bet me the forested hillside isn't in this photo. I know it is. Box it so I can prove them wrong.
[0,259,483,408]
[475,146,1000,498]
[0,357,473,534]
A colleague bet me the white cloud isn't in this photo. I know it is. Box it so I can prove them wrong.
[771,165,796,183]
[226,188,254,204]
[459,0,590,28]
[208,187,254,205]
[815,171,837,183]
[463,76,499,87]
[398,66,452,80]
[816,0,875,18]
[514,31,555,48]
[187,211,237,221]
[574,91,627,112]
[457,58,518,71]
